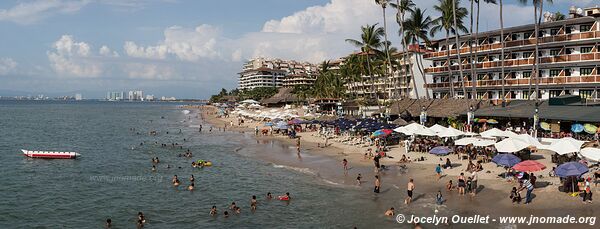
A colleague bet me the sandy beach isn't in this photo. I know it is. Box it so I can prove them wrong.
[193,104,599,227]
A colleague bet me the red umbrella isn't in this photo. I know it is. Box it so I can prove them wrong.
[512,160,546,172]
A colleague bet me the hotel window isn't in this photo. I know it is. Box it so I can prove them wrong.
[580,90,594,99]
[477,92,487,99]
[522,71,531,78]
[549,69,561,77]
[477,56,485,62]
[580,24,592,32]
[511,53,519,59]
[524,32,532,39]
[522,92,530,100]
[550,28,560,35]
[549,90,562,98]
[511,34,520,40]
[477,74,486,80]
[550,49,561,56]
[581,68,593,75]
[523,52,533,58]
[580,47,593,53]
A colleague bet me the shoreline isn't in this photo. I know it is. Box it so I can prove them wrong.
[195,105,598,225]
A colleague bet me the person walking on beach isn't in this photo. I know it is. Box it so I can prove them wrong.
[458,173,466,195]
[435,164,442,180]
[405,178,415,204]
[470,170,478,196]
[518,174,534,204]
[374,175,381,193]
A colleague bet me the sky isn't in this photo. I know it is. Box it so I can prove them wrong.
[0,0,596,99]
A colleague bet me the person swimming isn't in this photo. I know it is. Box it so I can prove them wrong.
[188,182,194,191]
[223,211,229,218]
[266,192,273,199]
[172,175,180,186]
[251,195,257,211]
[190,175,195,182]
[230,202,236,210]
[210,206,217,216]
[105,218,112,228]
[151,165,156,172]
[384,207,395,216]
[235,207,241,214]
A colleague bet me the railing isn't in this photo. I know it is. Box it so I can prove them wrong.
[425,75,600,89]
[423,31,600,59]
[424,53,600,74]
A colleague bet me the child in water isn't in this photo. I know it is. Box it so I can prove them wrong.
[436,190,444,205]
[209,206,217,216]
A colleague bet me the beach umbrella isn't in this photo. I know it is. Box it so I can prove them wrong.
[444,126,465,137]
[512,160,546,172]
[429,146,453,156]
[392,118,408,126]
[584,124,597,134]
[540,122,551,131]
[477,119,488,123]
[487,119,499,124]
[554,162,589,178]
[454,137,479,146]
[513,134,543,148]
[240,99,260,104]
[264,122,274,127]
[429,124,448,134]
[371,129,393,138]
[480,128,509,138]
[544,137,585,155]
[494,138,530,153]
[580,148,600,162]
[394,123,436,136]
[472,138,497,147]
[571,124,584,133]
[288,118,305,125]
[492,153,522,167]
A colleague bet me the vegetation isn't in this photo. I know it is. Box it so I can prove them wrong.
[209,87,277,103]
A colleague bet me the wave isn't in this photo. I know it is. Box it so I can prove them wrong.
[271,164,317,176]
[189,125,200,128]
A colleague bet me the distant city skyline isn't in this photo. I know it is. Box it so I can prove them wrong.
[0,0,595,99]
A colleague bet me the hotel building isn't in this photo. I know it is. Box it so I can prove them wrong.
[424,6,600,102]
[238,58,318,90]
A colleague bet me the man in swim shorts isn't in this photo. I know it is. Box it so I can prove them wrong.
[405,178,415,204]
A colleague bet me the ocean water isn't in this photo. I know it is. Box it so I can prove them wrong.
[0,101,477,228]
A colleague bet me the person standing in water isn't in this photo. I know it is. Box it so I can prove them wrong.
[374,175,381,193]
[356,173,362,185]
[210,206,217,216]
[250,195,257,211]
[405,178,415,205]
[172,175,180,186]
[342,159,348,173]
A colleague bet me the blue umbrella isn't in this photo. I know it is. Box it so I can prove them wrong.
[555,162,589,178]
[264,122,274,126]
[571,124,584,133]
[429,146,453,156]
[492,153,522,167]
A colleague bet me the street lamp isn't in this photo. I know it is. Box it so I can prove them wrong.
[467,105,474,132]
[420,105,427,125]
[533,102,539,138]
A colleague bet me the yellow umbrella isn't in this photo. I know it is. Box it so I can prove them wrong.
[540,122,550,131]
[584,124,597,134]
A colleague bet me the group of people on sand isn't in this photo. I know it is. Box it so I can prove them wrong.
[209,192,291,218]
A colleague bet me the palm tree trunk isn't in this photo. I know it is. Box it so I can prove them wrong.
[533,1,540,101]
[398,12,419,99]
[500,0,506,105]
[382,6,393,101]
[452,0,467,98]
[535,0,544,102]
[415,37,430,99]
[469,0,476,100]
[395,0,408,100]
[474,0,481,100]
[445,30,455,98]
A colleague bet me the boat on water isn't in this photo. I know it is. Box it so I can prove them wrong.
[21,149,81,159]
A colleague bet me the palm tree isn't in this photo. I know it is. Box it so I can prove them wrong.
[391,0,415,99]
[374,0,395,100]
[554,11,565,20]
[500,0,506,105]
[519,0,553,101]
[469,0,497,100]
[451,0,469,98]
[403,7,433,99]
[431,0,468,99]
[346,24,386,103]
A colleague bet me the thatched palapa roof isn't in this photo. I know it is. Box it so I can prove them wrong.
[261,88,300,105]
[389,99,492,118]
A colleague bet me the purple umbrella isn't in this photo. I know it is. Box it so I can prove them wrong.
[555,162,589,178]
[492,153,521,167]
[429,146,453,156]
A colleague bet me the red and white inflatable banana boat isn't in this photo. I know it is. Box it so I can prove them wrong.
[21,149,80,159]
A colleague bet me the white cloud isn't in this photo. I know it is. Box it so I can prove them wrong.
[0,58,17,75]
[0,0,90,24]
[99,45,119,57]
[123,24,221,61]
[124,63,175,80]
[47,35,103,77]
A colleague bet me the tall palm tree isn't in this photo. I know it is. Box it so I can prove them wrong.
[469,0,497,100]
[519,0,553,101]
[346,24,386,103]
[554,11,565,21]
[431,0,468,99]
[451,0,468,98]
[500,0,506,105]
[375,0,394,100]
[391,0,415,99]
[403,7,433,99]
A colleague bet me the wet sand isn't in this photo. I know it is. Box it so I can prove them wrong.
[196,105,599,228]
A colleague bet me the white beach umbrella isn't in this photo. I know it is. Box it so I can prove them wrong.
[429,124,448,134]
[240,99,260,104]
[513,134,543,148]
[473,139,497,147]
[480,128,510,138]
[455,137,479,146]
[394,123,436,136]
[446,126,465,136]
[494,138,531,153]
[580,148,600,162]
[544,137,585,155]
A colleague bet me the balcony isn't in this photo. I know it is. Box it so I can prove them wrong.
[425,75,600,89]
[425,52,600,74]
[423,31,600,59]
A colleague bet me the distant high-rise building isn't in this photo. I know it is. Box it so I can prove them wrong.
[127,90,144,101]
[145,95,155,101]
[75,93,82,101]
[106,91,124,101]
